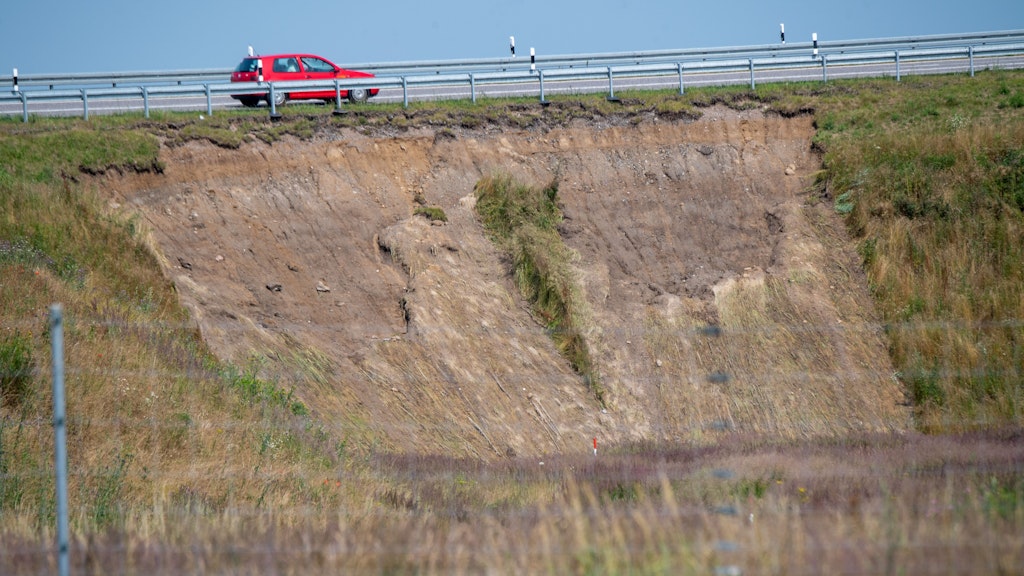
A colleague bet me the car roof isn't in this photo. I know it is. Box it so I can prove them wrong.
[244,54,335,61]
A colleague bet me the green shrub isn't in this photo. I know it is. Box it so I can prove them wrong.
[982,475,1022,521]
[906,365,945,407]
[413,206,448,222]
[0,333,34,407]
[224,363,308,416]
[0,424,27,510]
[1001,92,1024,109]
[90,452,132,529]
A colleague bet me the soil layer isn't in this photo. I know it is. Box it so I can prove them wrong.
[101,107,909,458]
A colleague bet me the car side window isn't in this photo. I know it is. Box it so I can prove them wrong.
[273,58,299,73]
[301,57,335,73]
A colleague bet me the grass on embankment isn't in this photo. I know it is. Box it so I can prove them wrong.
[0,70,1023,572]
[809,72,1024,431]
[0,123,342,535]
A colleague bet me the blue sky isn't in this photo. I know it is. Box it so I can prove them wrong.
[2,1,1022,74]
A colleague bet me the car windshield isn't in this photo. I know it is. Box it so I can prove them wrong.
[234,58,259,73]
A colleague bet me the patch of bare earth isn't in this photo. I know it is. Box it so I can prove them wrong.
[100,106,909,458]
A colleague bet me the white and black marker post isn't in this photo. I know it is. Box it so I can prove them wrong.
[780,23,785,44]
[530,47,536,71]
[257,59,264,83]
[12,68,18,92]
[510,36,515,57]
[813,33,819,58]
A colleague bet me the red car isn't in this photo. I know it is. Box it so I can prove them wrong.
[230,53,379,107]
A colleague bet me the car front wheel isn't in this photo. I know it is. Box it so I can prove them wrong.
[347,87,369,104]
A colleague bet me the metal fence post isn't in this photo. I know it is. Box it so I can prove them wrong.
[20,91,28,123]
[821,55,829,83]
[749,59,756,90]
[470,73,476,104]
[50,304,69,576]
[402,76,409,108]
[141,87,149,118]
[969,46,975,77]
[205,83,212,116]
[895,51,901,82]
[678,62,685,95]
[539,69,549,105]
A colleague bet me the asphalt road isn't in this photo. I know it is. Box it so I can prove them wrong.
[2,55,1022,119]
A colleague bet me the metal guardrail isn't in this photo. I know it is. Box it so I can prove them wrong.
[2,30,1023,122]
[352,28,1024,75]
[4,29,1024,88]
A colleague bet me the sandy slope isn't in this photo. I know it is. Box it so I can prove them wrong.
[101,106,909,458]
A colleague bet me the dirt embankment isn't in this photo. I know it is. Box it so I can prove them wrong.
[102,107,909,459]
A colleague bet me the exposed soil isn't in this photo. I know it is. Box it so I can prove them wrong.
[100,106,909,459]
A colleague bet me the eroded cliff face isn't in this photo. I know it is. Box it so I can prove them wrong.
[101,106,909,459]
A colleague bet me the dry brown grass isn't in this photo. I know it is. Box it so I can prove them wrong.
[3,73,1024,574]
[2,431,1021,574]
[0,150,341,541]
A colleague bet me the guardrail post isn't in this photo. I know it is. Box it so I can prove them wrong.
[470,73,476,104]
[141,87,150,118]
[205,84,212,116]
[20,91,28,123]
[677,62,685,95]
[969,46,975,77]
[538,69,549,105]
[268,84,282,120]
[821,55,828,83]
[402,77,409,108]
[81,89,89,120]
[333,79,346,115]
[607,67,620,102]
[749,59,756,90]
[895,51,901,82]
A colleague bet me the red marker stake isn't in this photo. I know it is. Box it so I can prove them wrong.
[593,437,597,456]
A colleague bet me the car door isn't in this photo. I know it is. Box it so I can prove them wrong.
[297,56,338,100]
[269,56,302,96]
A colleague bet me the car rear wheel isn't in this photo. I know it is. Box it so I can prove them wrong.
[347,87,369,104]
[237,97,261,108]
[269,91,288,107]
